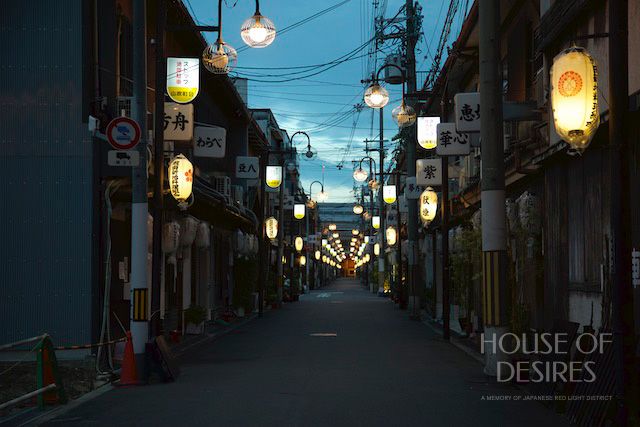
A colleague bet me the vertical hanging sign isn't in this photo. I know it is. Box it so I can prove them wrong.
[167,57,200,104]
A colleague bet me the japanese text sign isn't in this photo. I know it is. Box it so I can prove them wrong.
[436,123,471,156]
[193,126,226,158]
[235,156,259,179]
[454,92,480,132]
[167,57,199,104]
[416,159,442,186]
[164,103,194,141]
[404,177,422,200]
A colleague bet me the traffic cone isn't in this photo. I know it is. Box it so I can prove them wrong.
[118,331,139,386]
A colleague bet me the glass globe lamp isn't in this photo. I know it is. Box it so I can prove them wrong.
[364,84,389,109]
[240,13,276,48]
[203,40,237,74]
[392,101,417,128]
[353,167,368,182]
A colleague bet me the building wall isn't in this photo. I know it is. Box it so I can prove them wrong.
[0,1,95,347]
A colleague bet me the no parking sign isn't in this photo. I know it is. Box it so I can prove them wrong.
[106,117,142,150]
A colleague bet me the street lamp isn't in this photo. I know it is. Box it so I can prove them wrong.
[353,167,368,182]
[364,84,390,109]
[240,1,276,48]
[295,236,304,252]
[392,101,417,129]
[294,203,305,220]
[353,204,364,215]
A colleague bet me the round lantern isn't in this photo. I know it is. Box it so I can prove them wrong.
[353,167,368,182]
[392,101,416,128]
[168,154,193,205]
[294,236,304,252]
[353,204,364,215]
[299,255,306,266]
[417,116,440,150]
[328,223,337,231]
[374,243,380,256]
[317,191,328,202]
[322,255,327,263]
[266,165,282,188]
[383,185,397,204]
[550,46,599,153]
[315,250,321,260]
[265,216,278,239]
[364,83,390,109]
[386,226,397,246]
[202,40,237,74]
[372,216,381,229]
[419,187,438,225]
[293,203,305,220]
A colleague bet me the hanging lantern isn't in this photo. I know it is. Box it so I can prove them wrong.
[419,187,438,225]
[352,229,359,235]
[368,179,380,190]
[322,238,328,246]
[353,167,368,182]
[363,211,372,221]
[317,190,328,202]
[265,165,282,188]
[265,216,278,239]
[299,255,306,266]
[322,255,327,263]
[295,236,304,252]
[240,10,276,48]
[550,46,599,153]
[328,223,337,231]
[374,243,380,256]
[364,83,390,109]
[372,216,381,229]
[315,250,321,260]
[282,255,286,264]
[202,39,237,74]
[383,185,397,204]
[293,203,305,220]
[392,101,417,128]
[386,226,397,246]
[353,204,364,215]
[364,236,370,244]
[168,154,193,205]
[365,253,370,262]
[417,116,440,150]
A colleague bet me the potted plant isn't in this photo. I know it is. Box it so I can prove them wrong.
[184,305,207,335]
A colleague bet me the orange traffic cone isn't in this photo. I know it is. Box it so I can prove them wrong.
[118,331,139,386]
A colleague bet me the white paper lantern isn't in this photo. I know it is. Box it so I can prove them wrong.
[266,166,282,188]
[419,187,438,225]
[265,217,278,239]
[550,46,599,153]
[417,116,440,150]
[374,243,380,256]
[169,154,193,204]
[195,221,210,248]
[295,236,304,252]
[386,226,397,246]
[162,221,181,253]
[294,204,305,220]
[299,255,306,266]
[179,216,199,246]
[383,185,397,204]
[372,216,381,229]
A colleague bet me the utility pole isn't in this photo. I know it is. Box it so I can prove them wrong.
[405,0,420,320]
[378,108,386,295]
[276,154,286,304]
[608,0,636,422]
[479,0,508,376]
[257,151,268,316]
[440,92,450,341]
[131,0,149,367]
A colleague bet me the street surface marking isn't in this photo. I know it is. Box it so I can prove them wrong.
[309,333,337,337]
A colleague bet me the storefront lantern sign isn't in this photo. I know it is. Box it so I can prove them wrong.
[167,57,200,104]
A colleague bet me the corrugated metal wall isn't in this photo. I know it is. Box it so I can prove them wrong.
[0,1,94,346]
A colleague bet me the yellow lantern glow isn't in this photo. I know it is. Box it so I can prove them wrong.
[550,46,599,153]
[315,250,321,260]
[322,255,327,263]
[352,229,359,235]
[374,243,380,256]
[168,154,193,204]
[266,165,282,188]
[365,253,370,262]
[420,187,438,225]
[353,204,364,215]
[299,255,306,266]
[417,116,440,150]
[282,255,286,264]
[294,204,305,220]
[295,236,304,252]
[332,232,339,238]
[328,223,337,231]
[372,216,381,229]
[383,185,397,204]
[386,226,397,246]
[265,217,278,239]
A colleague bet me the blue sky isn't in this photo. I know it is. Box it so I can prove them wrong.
[186,0,471,202]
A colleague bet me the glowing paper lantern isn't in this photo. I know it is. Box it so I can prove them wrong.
[374,243,380,256]
[550,46,599,153]
[265,217,278,239]
[329,223,337,231]
[353,204,364,215]
[299,255,306,266]
[168,154,193,204]
[419,187,438,225]
[386,226,397,246]
[315,250,321,260]
[322,255,327,263]
[372,216,381,229]
[295,236,304,252]
[266,165,282,188]
[293,204,305,220]
[383,185,397,204]
[417,116,440,150]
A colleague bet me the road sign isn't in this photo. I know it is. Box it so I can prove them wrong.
[108,150,140,167]
[454,92,481,132]
[404,177,422,199]
[235,156,259,179]
[167,57,199,104]
[164,103,194,141]
[106,117,142,150]
[194,126,226,158]
[416,159,442,186]
[436,123,471,156]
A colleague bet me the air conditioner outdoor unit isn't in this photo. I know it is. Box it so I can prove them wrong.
[116,96,134,117]
[213,176,231,199]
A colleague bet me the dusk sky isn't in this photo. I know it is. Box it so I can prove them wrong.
[187,0,470,202]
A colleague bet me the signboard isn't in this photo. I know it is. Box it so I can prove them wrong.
[404,177,422,199]
[193,126,225,158]
[235,156,259,179]
[106,116,142,150]
[164,103,194,141]
[108,150,140,167]
[167,57,199,104]
[454,92,481,132]
[417,116,440,150]
[416,159,442,186]
[436,123,471,156]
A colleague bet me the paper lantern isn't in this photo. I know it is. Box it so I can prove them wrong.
[265,217,278,239]
[550,46,599,153]
[299,255,306,266]
[353,204,364,215]
[419,187,438,225]
[417,116,440,150]
[294,204,305,220]
[168,154,193,204]
[322,255,327,263]
[374,243,380,256]
[383,185,397,204]
[386,226,397,246]
[329,223,337,231]
[322,238,328,246]
[266,166,282,188]
[315,250,321,260]
[294,236,304,252]
[372,216,381,229]
[352,229,359,235]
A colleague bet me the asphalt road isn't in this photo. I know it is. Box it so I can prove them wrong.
[41,278,568,427]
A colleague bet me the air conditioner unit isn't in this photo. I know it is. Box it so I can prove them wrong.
[116,96,134,117]
[213,176,231,199]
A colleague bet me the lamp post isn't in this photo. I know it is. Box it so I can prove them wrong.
[309,180,324,289]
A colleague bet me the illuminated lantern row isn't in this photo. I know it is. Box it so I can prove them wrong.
[550,46,599,153]
[169,155,193,206]
[265,217,278,239]
[417,116,440,150]
[420,187,438,225]
[265,165,282,188]
[294,203,305,220]
[383,185,397,204]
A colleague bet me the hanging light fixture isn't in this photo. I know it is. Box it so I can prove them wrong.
[392,101,417,128]
[368,179,380,190]
[322,255,327,263]
[363,211,372,221]
[417,116,441,150]
[386,226,397,246]
[168,154,193,206]
[353,167,368,182]
[203,39,237,74]
[550,46,599,153]
[364,83,390,109]
[372,216,381,229]
[265,217,278,239]
[353,204,364,215]
[317,190,328,202]
[299,255,306,266]
[315,250,321,260]
[352,229,359,235]
[293,203,305,220]
[240,2,276,48]
[265,165,282,188]
[383,185,397,204]
[332,232,339,239]
[419,187,438,225]
[374,243,380,256]
[295,236,304,252]
[328,224,337,231]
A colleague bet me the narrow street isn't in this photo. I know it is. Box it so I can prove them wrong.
[43,278,567,427]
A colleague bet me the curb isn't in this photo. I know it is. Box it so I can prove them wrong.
[422,319,485,365]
